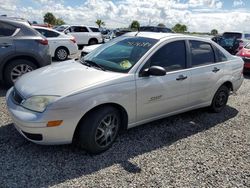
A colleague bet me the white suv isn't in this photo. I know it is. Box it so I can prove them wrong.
[56,25,103,45]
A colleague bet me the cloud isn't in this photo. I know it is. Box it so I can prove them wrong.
[0,0,17,12]
[188,0,223,8]
[233,0,244,7]
[1,0,250,33]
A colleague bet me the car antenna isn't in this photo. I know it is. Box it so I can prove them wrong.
[135,30,140,36]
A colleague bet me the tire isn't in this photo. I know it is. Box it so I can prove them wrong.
[210,85,230,113]
[77,106,121,154]
[88,39,98,45]
[3,59,37,87]
[55,47,69,61]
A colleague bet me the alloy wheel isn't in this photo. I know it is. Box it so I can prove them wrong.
[10,64,34,82]
[95,114,119,148]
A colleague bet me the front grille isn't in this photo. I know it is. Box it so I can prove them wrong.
[12,88,24,104]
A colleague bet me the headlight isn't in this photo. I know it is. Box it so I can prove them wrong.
[21,96,59,112]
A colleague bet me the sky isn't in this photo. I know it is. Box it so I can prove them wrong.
[1,0,250,32]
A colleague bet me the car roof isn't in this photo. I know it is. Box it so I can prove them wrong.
[123,32,217,45]
[123,31,191,40]
[32,25,62,33]
[0,16,31,26]
[33,25,56,30]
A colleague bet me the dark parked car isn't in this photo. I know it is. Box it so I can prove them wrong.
[0,17,51,86]
[212,32,250,55]
[139,26,174,33]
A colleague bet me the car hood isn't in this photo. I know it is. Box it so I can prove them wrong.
[15,60,125,98]
[82,44,101,53]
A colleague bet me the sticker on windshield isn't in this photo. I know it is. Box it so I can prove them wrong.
[127,41,152,48]
[120,60,132,69]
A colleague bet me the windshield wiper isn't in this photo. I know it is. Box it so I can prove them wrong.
[81,59,106,71]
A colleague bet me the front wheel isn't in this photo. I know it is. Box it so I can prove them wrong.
[210,85,230,113]
[77,106,121,154]
[4,59,37,87]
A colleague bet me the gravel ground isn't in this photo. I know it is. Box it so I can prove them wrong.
[0,76,249,188]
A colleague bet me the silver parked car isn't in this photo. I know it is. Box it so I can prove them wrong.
[0,17,51,86]
[6,32,244,153]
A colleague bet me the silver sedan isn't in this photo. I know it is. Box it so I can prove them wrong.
[6,32,244,153]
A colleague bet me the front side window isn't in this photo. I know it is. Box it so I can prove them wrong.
[148,40,186,71]
[189,40,215,67]
[83,37,158,73]
[90,27,100,32]
[0,22,17,37]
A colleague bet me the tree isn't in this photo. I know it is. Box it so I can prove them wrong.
[130,20,140,31]
[157,23,166,27]
[44,12,56,25]
[55,18,65,25]
[211,29,218,36]
[95,19,105,28]
[172,23,187,33]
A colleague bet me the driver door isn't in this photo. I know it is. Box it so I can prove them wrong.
[136,40,191,122]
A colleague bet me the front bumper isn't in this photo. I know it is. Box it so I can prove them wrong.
[6,88,77,145]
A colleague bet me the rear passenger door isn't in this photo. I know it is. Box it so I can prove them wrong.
[188,40,226,106]
[68,26,89,45]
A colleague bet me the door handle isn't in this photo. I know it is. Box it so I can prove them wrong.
[176,75,188,81]
[0,43,11,48]
[212,67,220,73]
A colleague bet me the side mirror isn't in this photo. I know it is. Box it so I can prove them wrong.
[141,66,166,77]
[64,30,69,34]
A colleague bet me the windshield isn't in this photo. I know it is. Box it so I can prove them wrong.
[245,43,250,49]
[83,37,158,73]
[244,33,250,40]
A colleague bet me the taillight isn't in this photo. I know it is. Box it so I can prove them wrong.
[239,40,244,50]
[70,38,76,43]
[37,39,48,45]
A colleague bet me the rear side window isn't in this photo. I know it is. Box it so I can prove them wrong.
[36,29,60,38]
[157,27,173,33]
[213,45,228,62]
[189,40,215,67]
[223,32,242,39]
[139,27,155,32]
[150,40,186,71]
[71,26,88,32]
[0,22,17,37]
[90,27,100,32]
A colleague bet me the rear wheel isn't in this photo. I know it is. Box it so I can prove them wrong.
[210,85,230,113]
[77,106,121,154]
[55,47,68,61]
[4,59,37,87]
[88,39,98,45]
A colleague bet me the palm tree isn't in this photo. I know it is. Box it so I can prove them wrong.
[95,19,105,28]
